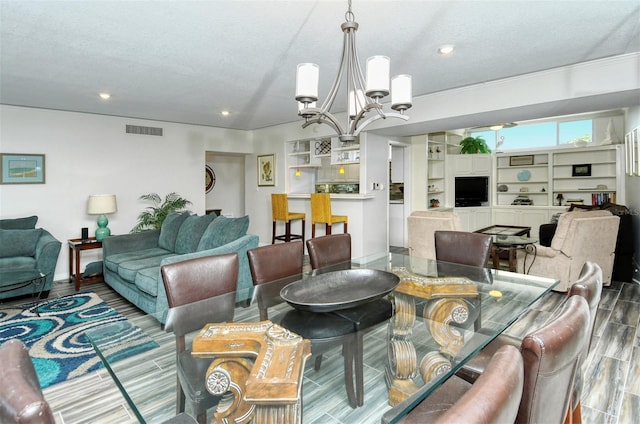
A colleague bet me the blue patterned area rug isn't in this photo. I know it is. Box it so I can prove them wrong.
[0,292,158,388]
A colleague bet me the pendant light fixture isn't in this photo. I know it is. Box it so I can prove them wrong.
[295,0,412,142]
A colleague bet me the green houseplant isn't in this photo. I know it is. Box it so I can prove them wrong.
[131,192,192,232]
[459,136,492,154]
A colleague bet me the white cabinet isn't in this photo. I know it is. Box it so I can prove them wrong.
[454,207,492,232]
[492,207,549,238]
[452,154,492,175]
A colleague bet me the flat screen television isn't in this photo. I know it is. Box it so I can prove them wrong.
[455,176,489,207]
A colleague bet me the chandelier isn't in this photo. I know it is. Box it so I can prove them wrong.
[295,0,412,142]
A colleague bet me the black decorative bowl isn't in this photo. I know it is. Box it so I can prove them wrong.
[280,269,400,313]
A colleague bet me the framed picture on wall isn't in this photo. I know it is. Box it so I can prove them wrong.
[257,154,275,186]
[0,153,46,184]
[572,163,592,177]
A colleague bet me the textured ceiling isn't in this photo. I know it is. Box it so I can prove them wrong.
[1,1,639,132]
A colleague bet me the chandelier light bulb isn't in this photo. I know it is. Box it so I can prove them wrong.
[295,63,319,103]
[365,56,390,99]
[391,75,412,112]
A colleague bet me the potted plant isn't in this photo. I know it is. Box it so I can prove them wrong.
[459,136,492,154]
[131,192,192,232]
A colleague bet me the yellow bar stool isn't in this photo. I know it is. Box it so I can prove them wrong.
[271,193,305,244]
[310,193,348,238]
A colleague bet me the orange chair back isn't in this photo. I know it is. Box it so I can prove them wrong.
[311,193,332,224]
[271,193,289,221]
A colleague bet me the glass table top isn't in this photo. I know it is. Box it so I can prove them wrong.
[86,251,558,424]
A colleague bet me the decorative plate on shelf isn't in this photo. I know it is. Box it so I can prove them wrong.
[497,184,509,192]
[517,170,531,181]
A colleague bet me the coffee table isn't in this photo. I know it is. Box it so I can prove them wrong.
[488,234,538,272]
[475,224,531,237]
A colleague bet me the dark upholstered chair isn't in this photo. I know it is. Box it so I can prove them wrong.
[457,295,590,424]
[433,230,492,330]
[434,230,492,267]
[247,241,361,407]
[161,253,239,424]
[305,234,393,406]
[0,339,55,424]
[567,261,603,424]
[306,233,352,270]
[382,344,524,424]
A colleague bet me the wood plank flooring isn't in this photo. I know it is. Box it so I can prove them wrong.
[2,263,639,423]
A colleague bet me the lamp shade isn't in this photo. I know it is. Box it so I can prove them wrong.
[87,194,118,214]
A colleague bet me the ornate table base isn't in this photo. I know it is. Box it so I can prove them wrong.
[192,321,311,424]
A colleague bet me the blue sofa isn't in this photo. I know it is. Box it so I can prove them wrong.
[102,213,258,324]
[0,216,62,300]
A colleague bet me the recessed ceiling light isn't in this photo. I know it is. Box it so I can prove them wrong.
[221,110,230,117]
[99,93,111,100]
[438,45,455,55]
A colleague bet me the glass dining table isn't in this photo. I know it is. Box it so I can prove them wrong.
[86,251,558,424]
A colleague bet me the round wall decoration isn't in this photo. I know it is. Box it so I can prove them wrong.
[205,165,215,193]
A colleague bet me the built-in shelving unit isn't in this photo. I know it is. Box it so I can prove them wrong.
[495,152,550,206]
[552,146,621,206]
[493,144,625,208]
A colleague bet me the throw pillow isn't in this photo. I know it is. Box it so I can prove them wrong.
[197,215,250,251]
[0,215,38,230]
[174,214,218,254]
[158,212,190,251]
[0,228,43,258]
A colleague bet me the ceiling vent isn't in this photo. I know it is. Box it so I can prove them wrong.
[125,124,163,136]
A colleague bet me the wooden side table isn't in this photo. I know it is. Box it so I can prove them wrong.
[68,237,103,291]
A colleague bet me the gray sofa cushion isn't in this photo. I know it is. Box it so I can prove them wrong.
[117,253,176,283]
[0,229,42,258]
[197,215,250,251]
[0,216,38,230]
[135,267,161,296]
[174,214,217,254]
[158,212,190,251]
[104,247,172,273]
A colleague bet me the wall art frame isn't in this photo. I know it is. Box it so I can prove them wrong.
[572,163,592,177]
[0,153,46,184]
[509,155,534,166]
[257,154,275,186]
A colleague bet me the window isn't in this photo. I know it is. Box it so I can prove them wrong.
[469,119,593,151]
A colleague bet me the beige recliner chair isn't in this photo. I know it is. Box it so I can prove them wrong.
[517,210,619,291]
[407,210,462,260]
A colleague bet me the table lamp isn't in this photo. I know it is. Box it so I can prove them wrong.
[87,194,117,240]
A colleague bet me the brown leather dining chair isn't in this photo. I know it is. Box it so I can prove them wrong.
[434,230,492,267]
[0,339,197,424]
[306,232,351,270]
[305,233,394,407]
[381,344,524,424]
[567,261,603,424]
[161,253,239,424]
[458,295,591,424]
[246,241,362,408]
[0,339,55,424]
[433,230,492,331]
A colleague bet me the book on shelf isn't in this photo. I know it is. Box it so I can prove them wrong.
[591,192,615,206]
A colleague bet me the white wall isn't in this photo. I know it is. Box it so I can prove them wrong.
[205,152,245,217]
[624,105,640,283]
[0,105,252,281]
